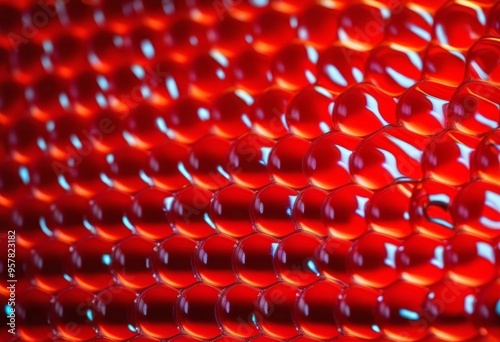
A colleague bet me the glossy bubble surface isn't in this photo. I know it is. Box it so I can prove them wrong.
[4,1,500,341]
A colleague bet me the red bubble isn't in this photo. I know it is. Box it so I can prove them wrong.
[305,132,359,190]
[376,282,429,341]
[88,188,133,241]
[348,232,401,288]
[314,237,352,284]
[337,3,387,50]
[48,34,89,78]
[445,233,497,287]
[112,235,156,290]
[423,43,467,86]
[17,287,55,341]
[195,234,237,287]
[12,197,51,249]
[335,285,382,340]
[466,37,500,85]
[384,6,432,50]
[164,19,209,63]
[396,234,446,286]
[87,109,127,154]
[232,48,272,94]
[212,90,253,139]
[149,59,188,106]
[9,41,45,84]
[234,233,279,288]
[397,81,454,136]
[365,45,423,96]
[424,281,479,341]
[147,140,190,191]
[274,232,321,287]
[188,51,233,98]
[217,284,260,339]
[0,159,29,207]
[46,112,88,160]
[48,193,91,243]
[125,103,167,149]
[285,85,334,139]
[185,0,222,24]
[296,5,338,49]
[50,286,97,341]
[28,156,68,201]
[211,184,255,238]
[366,182,416,238]
[475,129,500,184]
[69,236,115,292]
[54,0,97,37]
[411,180,457,240]
[333,83,396,137]
[271,43,318,91]
[448,81,500,136]
[161,97,212,144]
[167,185,216,240]
[30,239,71,293]
[136,284,180,339]
[7,115,47,163]
[177,284,222,340]
[227,133,274,189]
[65,151,110,199]
[125,25,165,64]
[322,183,372,240]
[87,30,130,73]
[94,286,138,340]
[0,79,27,124]
[293,186,329,237]
[433,2,486,50]
[295,280,342,340]
[187,135,231,190]
[208,16,250,57]
[351,127,429,190]
[256,283,300,340]
[155,235,198,288]
[452,180,500,240]
[251,9,295,55]
[316,45,368,94]
[473,279,500,337]
[128,187,173,240]
[268,135,310,189]
[250,87,291,139]
[252,184,298,238]
[422,130,479,186]
[97,0,140,34]
[107,65,152,110]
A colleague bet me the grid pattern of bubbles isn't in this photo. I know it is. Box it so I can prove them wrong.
[0,0,500,341]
